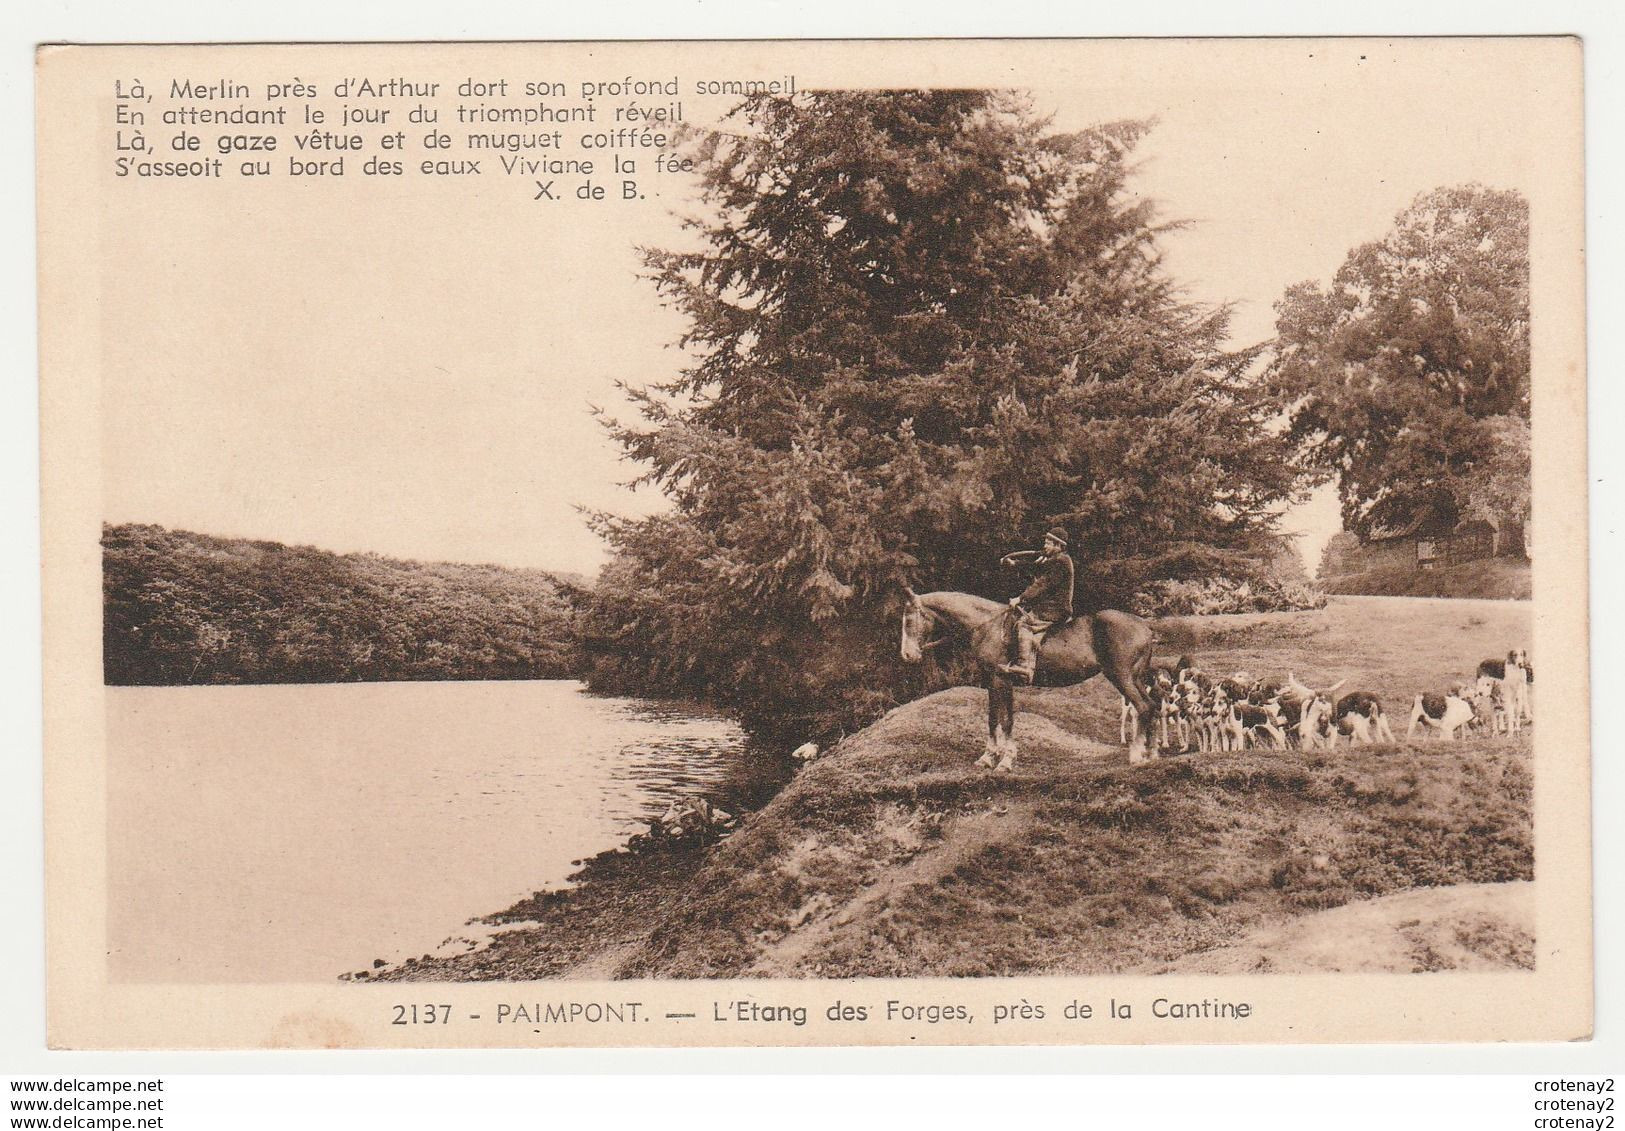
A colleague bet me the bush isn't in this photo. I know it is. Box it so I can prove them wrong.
[1131,576,1328,617]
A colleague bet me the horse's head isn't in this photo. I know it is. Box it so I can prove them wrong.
[899,587,932,663]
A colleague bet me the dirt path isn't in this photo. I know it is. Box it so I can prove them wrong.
[1141,882,1534,974]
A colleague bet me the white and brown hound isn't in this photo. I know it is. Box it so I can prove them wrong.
[1284,674,1345,750]
[1210,688,1246,752]
[1476,648,1531,732]
[1406,687,1476,740]
[1474,674,1517,734]
[1476,649,1532,726]
[1472,677,1506,733]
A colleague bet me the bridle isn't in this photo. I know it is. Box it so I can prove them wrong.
[904,592,1011,652]
[903,602,949,651]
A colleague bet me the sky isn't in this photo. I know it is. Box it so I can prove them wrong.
[99,40,1556,577]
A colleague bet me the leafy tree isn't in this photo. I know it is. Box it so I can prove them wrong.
[1262,534,1311,588]
[1266,185,1529,537]
[1463,414,1531,533]
[590,91,1298,734]
[1316,531,1361,581]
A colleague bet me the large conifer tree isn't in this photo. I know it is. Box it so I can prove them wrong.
[590,91,1296,732]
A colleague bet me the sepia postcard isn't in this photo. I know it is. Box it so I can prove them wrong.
[38,38,1590,1048]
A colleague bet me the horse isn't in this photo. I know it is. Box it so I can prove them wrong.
[898,588,1156,769]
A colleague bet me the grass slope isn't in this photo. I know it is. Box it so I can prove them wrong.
[1322,557,1531,600]
[384,596,1533,982]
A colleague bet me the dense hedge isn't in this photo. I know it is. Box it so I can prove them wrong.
[102,523,587,685]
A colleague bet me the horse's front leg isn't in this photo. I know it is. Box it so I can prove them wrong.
[1133,697,1154,762]
[977,675,1000,768]
[995,677,1018,772]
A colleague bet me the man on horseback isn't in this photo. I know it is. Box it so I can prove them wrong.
[996,527,1075,684]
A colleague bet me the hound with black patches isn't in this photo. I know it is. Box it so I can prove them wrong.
[1247,678,1284,706]
[1406,688,1476,740]
[1121,653,1194,747]
[1273,694,1307,749]
[1175,670,1213,751]
[1237,698,1288,749]
[1184,692,1214,753]
[1327,691,1397,746]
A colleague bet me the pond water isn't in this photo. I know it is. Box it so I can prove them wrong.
[106,680,786,983]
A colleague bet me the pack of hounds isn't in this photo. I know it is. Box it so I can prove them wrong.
[1120,648,1533,753]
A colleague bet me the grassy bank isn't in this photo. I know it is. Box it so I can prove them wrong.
[1321,557,1531,600]
[379,596,1534,981]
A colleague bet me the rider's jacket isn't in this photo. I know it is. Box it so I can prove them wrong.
[1003,550,1075,622]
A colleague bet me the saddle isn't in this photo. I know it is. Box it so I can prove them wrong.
[1004,603,1072,658]
[1005,599,1072,626]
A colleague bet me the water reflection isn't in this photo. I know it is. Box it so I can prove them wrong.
[603,705,789,820]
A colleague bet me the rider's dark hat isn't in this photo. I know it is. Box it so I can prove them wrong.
[1044,527,1068,547]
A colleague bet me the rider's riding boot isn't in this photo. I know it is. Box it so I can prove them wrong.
[997,628,1038,684]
